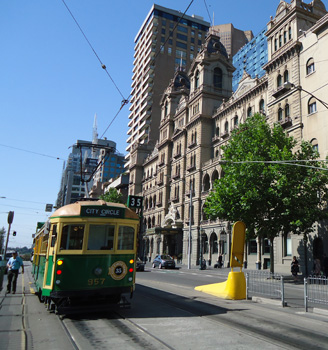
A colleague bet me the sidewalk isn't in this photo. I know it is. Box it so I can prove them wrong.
[0,263,75,350]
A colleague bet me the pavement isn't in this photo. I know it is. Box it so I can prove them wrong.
[1,262,327,350]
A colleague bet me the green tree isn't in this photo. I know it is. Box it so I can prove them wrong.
[99,188,123,204]
[204,113,328,273]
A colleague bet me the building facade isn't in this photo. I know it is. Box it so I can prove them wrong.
[136,0,328,274]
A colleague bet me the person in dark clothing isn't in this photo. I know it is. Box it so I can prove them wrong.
[6,251,24,294]
[291,256,299,281]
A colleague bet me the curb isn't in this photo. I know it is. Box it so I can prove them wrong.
[251,296,285,307]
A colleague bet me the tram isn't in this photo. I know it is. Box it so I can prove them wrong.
[31,199,139,314]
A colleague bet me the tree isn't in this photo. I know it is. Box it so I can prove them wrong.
[204,113,328,273]
[0,227,6,253]
[99,188,124,204]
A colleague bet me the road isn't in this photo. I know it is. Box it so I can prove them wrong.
[2,264,328,349]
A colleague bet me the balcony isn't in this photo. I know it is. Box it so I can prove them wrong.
[272,84,290,99]
[212,135,220,142]
[173,151,181,159]
[187,140,197,149]
[221,131,229,139]
[278,117,292,128]
[172,172,180,180]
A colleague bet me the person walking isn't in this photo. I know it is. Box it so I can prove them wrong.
[291,256,299,281]
[6,251,24,294]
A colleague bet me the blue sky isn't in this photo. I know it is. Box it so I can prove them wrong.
[1,0,327,248]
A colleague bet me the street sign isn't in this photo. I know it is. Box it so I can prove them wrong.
[127,195,143,209]
[45,204,53,212]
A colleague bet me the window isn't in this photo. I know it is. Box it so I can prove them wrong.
[247,106,252,117]
[259,99,265,114]
[249,240,257,254]
[285,104,290,118]
[117,226,135,250]
[88,225,115,250]
[278,108,283,121]
[284,70,289,83]
[277,74,282,87]
[60,224,85,250]
[289,26,292,40]
[195,70,200,89]
[213,67,223,89]
[234,115,238,127]
[308,97,317,114]
[306,58,315,75]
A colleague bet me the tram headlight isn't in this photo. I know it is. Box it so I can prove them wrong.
[94,267,103,276]
[129,259,134,264]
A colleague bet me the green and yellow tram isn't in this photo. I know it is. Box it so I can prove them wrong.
[32,200,139,313]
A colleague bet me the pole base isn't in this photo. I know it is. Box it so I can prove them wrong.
[194,271,246,300]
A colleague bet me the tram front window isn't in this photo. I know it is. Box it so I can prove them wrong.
[88,225,115,250]
[60,224,85,250]
[117,226,135,250]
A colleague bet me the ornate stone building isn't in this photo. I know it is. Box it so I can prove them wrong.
[140,0,328,273]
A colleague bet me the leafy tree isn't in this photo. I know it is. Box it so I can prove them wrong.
[205,113,328,273]
[99,188,123,204]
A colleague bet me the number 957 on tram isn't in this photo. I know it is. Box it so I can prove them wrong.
[31,200,140,314]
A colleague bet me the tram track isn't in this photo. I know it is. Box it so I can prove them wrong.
[45,282,328,350]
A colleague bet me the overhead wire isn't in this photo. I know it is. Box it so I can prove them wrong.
[203,0,213,26]
[0,143,65,161]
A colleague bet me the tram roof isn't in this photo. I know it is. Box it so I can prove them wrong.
[51,200,139,220]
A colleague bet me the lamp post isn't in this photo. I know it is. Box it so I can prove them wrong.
[3,211,14,257]
[199,228,205,270]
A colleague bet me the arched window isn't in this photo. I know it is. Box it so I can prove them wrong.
[279,35,282,47]
[215,149,219,157]
[288,26,292,40]
[247,106,252,117]
[274,38,278,51]
[277,74,282,87]
[308,97,317,114]
[215,126,220,136]
[284,70,289,83]
[278,108,283,121]
[259,99,265,114]
[195,70,200,89]
[285,104,290,118]
[311,138,319,152]
[234,115,238,127]
[164,101,168,117]
[213,67,223,89]
[224,121,229,132]
[306,58,315,75]
[203,173,210,192]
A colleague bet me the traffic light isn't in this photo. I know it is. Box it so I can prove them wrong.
[13,231,17,236]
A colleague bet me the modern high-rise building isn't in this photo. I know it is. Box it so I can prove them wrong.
[212,23,253,57]
[126,5,210,195]
[232,27,267,91]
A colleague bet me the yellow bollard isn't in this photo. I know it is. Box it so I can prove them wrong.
[195,271,246,300]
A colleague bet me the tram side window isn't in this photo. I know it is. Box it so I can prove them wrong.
[60,224,85,250]
[117,226,135,250]
[41,234,49,253]
[88,225,115,250]
[51,225,57,247]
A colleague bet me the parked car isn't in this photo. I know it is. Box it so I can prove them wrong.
[152,254,175,269]
[136,258,145,271]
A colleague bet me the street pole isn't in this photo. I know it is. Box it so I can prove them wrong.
[188,181,192,269]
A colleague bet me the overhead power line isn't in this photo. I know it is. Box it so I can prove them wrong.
[0,143,65,161]
[61,0,127,102]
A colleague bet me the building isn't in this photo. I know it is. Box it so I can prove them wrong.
[232,26,267,91]
[57,119,126,206]
[136,0,328,274]
[126,5,252,200]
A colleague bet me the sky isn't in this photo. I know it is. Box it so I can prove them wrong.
[1,0,327,248]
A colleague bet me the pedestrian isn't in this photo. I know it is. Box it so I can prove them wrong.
[291,256,299,281]
[323,254,328,278]
[6,251,24,294]
[313,258,321,276]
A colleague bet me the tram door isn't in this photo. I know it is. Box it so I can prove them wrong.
[43,224,57,293]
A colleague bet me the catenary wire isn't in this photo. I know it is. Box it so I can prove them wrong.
[61,0,127,102]
[203,0,213,25]
[0,143,65,161]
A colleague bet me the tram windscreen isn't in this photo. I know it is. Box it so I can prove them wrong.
[88,225,115,250]
[60,224,85,250]
[117,226,135,250]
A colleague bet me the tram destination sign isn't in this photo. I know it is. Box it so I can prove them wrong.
[81,206,125,218]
